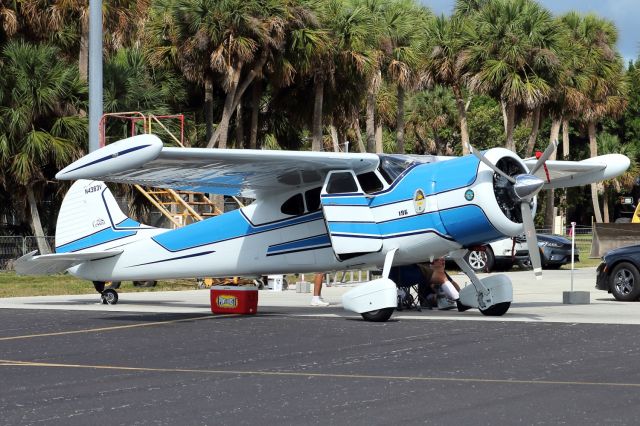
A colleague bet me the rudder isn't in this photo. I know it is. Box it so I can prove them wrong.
[55,180,149,253]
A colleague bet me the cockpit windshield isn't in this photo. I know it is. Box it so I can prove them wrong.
[376,155,416,184]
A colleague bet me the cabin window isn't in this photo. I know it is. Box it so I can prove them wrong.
[357,171,384,194]
[305,187,322,212]
[281,193,305,216]
[378,155,415,184]
[326,172,359,194]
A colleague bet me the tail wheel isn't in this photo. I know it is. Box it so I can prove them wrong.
[361,308,394,322]
[479,301,510,316]
[101,289,119,305]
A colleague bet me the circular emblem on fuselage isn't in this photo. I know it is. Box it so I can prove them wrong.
[414,189,426,213]
[464,189,474,201]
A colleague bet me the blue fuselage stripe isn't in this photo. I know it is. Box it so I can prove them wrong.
[152,210,325,252]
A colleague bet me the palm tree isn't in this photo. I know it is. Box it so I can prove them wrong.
[424,14,472,155]
[21,0,149,81]
[406,85,457,155]
[0,40,86,254]
[0,0,17,42]
[103,46,187,143]
[465,0,560,152]
[378,0,430,154]
[572,14,628,223]
[147,0,283,149]
[598,133,638,223]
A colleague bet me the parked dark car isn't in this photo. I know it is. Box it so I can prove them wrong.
[596,244,640,301]
[536,234,579,268]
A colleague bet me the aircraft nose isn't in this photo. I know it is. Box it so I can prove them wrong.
[513,174,544,200]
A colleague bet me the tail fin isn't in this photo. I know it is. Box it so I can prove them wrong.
[55,180,151,253]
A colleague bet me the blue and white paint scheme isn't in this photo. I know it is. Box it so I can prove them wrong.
[15,134,630,321]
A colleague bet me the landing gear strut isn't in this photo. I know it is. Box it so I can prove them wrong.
[93,281,119,305]
[449,249,513,316]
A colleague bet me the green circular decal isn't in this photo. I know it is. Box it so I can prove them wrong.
[464,189,474,201]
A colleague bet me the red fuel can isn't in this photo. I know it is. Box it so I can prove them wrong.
[210,285,258,315]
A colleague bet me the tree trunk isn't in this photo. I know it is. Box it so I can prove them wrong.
[588,120,603,223]
[501,100,508,134]
[207,63,243,149]
[434,132,443,156]
[558,119,570,223]
[330,123,340,152]
[526,107,541,157]
[504,101,516,151]
[26,187,51,255]
[452,84,470,155]
[603,188,610,223]
[311,75,324,152]
[354,119,365,153]
[366,86,376,153]
[249,82,261,150]
[79,22,89,82]
[235,103,244,148]
[205,75,214,142]
[543,120,561,230]
[396,85,405,154]
[375,123,383,153]
[562,119,570,159]
[230,50,269,113]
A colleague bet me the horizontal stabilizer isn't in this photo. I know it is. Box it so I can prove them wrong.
[14,250,123,275]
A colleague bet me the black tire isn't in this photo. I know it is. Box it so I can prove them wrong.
[102,289,119,305]
[609,262,640,301]
[361,308,394,322]
[133,280,157,287]
[480,301,510,316]
[465,247,495,273]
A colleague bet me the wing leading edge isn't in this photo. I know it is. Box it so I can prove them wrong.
[56,134,381,199]
[524,154,629,189]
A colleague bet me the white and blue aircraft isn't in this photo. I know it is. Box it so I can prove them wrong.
[15,134,629,321]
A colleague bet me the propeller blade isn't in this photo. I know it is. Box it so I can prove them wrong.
[530,140,558,175]
[468,144,516,184]
[521,202,542,280]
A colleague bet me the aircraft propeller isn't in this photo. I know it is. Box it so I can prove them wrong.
[468,141,558,280]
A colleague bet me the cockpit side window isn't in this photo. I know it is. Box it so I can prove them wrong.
[357,171,384,194]
[304,187,322,212]
[280,193,305,216]
[326,172,359,194]
[378,155,415,184]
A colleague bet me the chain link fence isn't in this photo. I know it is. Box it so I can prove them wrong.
[0,236,55,270]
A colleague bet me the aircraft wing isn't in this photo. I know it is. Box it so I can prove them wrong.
[55,134,381,198]
[523,154,630,189]
[14,250,123,275]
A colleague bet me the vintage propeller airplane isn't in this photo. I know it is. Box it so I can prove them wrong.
[15,134,628,321]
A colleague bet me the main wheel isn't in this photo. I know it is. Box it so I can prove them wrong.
[101,289,119,305]
[465,247,495,273]
[610,262,640,301]
[361,308,394,322]
[479,301,510,316]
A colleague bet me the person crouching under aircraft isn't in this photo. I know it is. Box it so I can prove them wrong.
[428,258,470,312]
